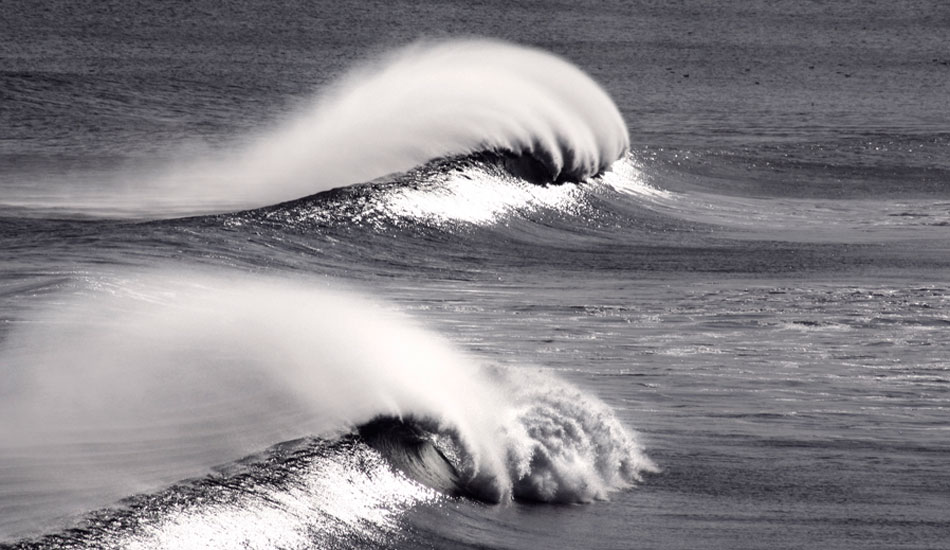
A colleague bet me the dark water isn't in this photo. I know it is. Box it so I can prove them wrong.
[2,1,949,549]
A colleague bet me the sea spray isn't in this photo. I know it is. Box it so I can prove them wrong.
[0,269,653,539]
[162,39,629,214]
[0,40,628,217]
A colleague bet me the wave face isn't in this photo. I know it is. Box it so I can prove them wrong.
[0,271,654,541]
[238,151,611,230]
[0,40,628,218]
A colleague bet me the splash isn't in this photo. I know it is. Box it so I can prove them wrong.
[0,270,653,540]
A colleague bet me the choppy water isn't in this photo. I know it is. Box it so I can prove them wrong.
[2,1,949,549]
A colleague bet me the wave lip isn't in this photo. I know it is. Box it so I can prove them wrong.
[279,38,627,176]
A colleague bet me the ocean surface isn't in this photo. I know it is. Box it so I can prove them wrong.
[2,1,949,548]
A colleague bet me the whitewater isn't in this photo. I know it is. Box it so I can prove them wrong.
[2,2,949,549]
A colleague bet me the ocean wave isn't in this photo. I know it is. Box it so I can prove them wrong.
[0,270,654,542]
[197,39,628,209]
[0,40,628,218]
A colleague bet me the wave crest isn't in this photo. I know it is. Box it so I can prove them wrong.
[0,270,653,537]
[161,39,629,214]
[0,40,628,218]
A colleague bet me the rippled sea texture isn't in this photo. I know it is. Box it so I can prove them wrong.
[2,1,950,549]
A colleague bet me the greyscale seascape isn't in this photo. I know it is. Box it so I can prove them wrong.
[1,1,949,549]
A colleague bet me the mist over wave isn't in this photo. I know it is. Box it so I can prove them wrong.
[1,39,628,218]
[211,39,629,200]
[0,270,654,540]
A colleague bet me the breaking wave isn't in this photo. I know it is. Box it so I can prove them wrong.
[0,270,654,541]
[0,39,629,218]
[174,38,629,213]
